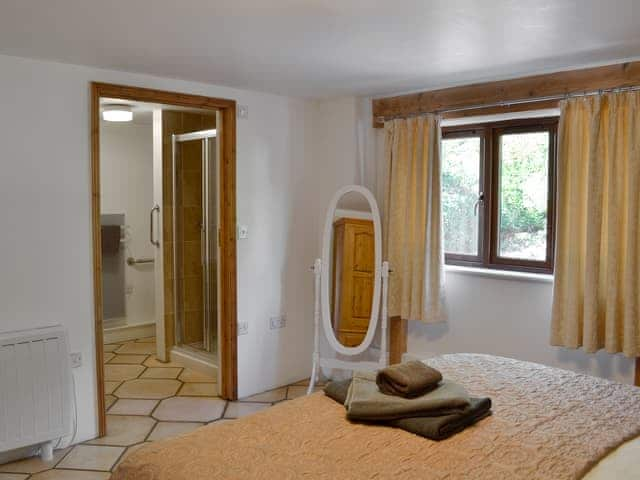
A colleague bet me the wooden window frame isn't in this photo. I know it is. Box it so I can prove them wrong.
[442,117,558,274]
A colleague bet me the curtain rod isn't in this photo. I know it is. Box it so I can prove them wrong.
[376,84,640,123]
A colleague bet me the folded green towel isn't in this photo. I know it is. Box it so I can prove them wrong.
[376,360,442,398]
[324,379,492,441]
[345,371,470,421]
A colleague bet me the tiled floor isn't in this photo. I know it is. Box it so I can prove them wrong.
[0,337,323,479]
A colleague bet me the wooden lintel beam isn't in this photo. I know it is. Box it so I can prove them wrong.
[372,61,640,127]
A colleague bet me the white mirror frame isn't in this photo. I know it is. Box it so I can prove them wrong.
[320,185,382,356]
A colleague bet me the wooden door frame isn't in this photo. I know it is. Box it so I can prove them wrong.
[91,82,237,436]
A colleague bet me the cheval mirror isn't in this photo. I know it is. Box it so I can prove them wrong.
[307,185,390,393]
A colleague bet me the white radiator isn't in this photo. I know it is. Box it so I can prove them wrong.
[0,326,73,459]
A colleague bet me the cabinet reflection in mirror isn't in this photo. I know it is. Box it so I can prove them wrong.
[308,185,390,394]
[331,194,375,347]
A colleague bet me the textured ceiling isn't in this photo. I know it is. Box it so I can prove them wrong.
[1,0,639,97]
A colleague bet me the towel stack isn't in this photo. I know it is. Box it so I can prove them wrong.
[324,360,491,441]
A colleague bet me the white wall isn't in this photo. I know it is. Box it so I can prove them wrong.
[313,95,636,385]
[0,53,317,443]
[410,270,634,384]
[100,122,155,326]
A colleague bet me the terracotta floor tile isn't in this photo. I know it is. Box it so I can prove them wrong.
[224,402,271,418]
[30,470,111,480]
[178,369,217,383]
[113,442,151,470]
[103,344,121,353]
[114,379,181,399]
[104,364,145,382]
[147,422,204,441]
[0,449,70,474]
[140,367,181,379]
[143,357,184,368]
[105,395,117,410]
[153,397,226,422]
[108,354,148,365]
[56,445,124,471]
[86,415,155,447]
[135,337,155,343]
[292,377,327,387]
[240,387,287,403]
[104,381,121,395]
[108,399,158,416]
[103,352,115,363]
[287,385,321,399]
[178,383,218,397]
[115,343,156,355]
[136,337,156,343]
[208,418,236,427]
[0,474,29,480]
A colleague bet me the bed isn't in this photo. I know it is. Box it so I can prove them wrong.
[111,354,640,480]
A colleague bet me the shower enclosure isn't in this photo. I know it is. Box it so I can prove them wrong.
[172,129,218,358]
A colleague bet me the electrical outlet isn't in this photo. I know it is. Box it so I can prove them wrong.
[269,315,286,330]
[70,352,82,368]
[238,321,249,336]
[237,225,248,239]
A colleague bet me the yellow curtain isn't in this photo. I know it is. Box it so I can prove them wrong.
[384,115,446,324]
[551,92,640,356]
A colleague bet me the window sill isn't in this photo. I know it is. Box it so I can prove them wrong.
[445,265,554,284]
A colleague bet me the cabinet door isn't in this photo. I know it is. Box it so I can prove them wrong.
[336,220,374,344]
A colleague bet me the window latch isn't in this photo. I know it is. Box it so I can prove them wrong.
[474,192,485,217]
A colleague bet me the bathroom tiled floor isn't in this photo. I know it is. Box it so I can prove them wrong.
[0,337,323,479]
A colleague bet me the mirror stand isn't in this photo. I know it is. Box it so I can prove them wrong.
[307,258,390,394]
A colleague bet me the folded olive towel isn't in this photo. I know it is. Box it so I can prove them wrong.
[344,371,470,421]
[325,379,492,441]
[377,360,443,398]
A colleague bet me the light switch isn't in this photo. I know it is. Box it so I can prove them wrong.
[237,105,249,119]
[237,225,248,239]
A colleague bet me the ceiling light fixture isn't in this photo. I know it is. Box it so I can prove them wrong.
[102,104,133,122]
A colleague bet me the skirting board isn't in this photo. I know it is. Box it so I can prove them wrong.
[104,322,155,344]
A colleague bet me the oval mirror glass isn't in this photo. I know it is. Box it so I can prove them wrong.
[321,185,381,355]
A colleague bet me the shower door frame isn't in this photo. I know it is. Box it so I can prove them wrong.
[91,82,238,437]
[172,129,218,354]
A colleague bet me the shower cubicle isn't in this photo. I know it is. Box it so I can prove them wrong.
[171,129,218,359]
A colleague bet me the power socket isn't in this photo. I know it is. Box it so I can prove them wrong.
[238,321,249,336]
[70,352,82,368]
[269,316,286,330]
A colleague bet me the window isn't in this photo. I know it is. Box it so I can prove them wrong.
[441,118,557,273]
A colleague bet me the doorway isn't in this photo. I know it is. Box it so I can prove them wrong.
[91,83,237,437]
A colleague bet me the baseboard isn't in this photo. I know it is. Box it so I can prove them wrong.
[104,322,155,344]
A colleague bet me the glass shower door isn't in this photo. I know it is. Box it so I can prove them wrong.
[172,130,218,356]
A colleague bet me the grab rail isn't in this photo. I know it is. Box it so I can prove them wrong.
[126,257,154,266]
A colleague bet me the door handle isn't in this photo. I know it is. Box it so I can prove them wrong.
[150,204,160,247]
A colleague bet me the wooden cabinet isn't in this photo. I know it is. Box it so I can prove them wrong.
[332,218,374,347]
